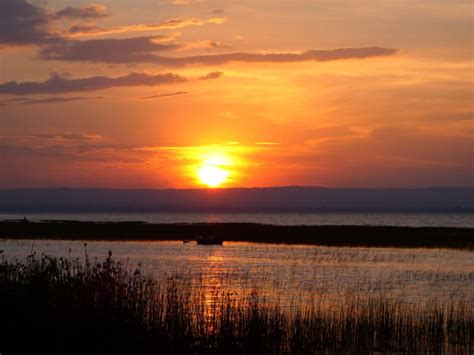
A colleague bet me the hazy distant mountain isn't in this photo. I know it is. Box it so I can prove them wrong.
[0,187,472,212]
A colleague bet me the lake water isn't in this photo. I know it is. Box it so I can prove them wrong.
[2,212,472,309]
[1,211,473,227]
[2,239,473,309]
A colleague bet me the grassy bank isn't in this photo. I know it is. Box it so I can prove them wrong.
[0,221,473,249]
[0,252,472,354]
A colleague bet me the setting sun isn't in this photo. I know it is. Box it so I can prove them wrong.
[192,149,238,188]
[198,164,229,187]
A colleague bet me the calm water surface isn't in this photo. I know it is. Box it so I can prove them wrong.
[1,211,473,227]
[2,239,473,308]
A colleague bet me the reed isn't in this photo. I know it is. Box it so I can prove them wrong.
[0,251,472,354]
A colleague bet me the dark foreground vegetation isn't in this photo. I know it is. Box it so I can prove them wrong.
[0,252,473,354]
[1,220,473,249]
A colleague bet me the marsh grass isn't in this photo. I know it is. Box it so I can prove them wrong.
[0,251,472,354]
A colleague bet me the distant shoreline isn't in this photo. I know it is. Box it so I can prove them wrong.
[1,221,472,250]
[1,208,473,213]
[1,186,473,212]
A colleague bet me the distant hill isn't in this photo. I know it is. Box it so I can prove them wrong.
[0,187,473,212]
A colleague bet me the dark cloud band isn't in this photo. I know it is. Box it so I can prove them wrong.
[0,96,102,106]
[40,45,398,65]
[39,36,182,62]
[0,72,221,95]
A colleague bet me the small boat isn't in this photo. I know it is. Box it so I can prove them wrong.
[195,235,223,245]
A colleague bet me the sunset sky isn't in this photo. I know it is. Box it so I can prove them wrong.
[0,0,472,188]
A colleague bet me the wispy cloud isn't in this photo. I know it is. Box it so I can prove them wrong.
[51,4,109,20]
[1,96,102,106]
[255,142,283,146]
[158,0,207,5]
[0,71,222,95]
[33,133,103,141]
[199,71,223,80]
[64,17,226,37]
[140,91,188,100]
[180,40,231,51]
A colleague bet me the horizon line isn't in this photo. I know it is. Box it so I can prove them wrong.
[1,186,473,191]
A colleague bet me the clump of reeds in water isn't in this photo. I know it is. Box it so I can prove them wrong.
[0,250,472,354]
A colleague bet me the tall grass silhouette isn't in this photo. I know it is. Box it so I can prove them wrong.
[0,250,472,354]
